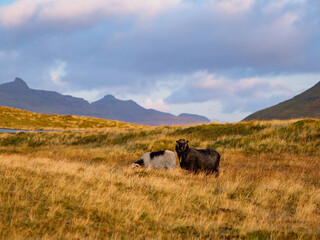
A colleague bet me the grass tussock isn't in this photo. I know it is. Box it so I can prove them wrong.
[0,108,320,239]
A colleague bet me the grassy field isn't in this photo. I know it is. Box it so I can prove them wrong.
[0,106,140,130]
[0,107,319,239]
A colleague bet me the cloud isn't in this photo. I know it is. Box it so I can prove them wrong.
[0,0,39,27]
[166,71,294,113]
[142,98,170,112]
[0,0,319,122]
[62,89,106,103]
[212,0,253,15]
[0,0,179,28]
[50,60,66,85]
[1,0,318,78]
[92,0,317,79]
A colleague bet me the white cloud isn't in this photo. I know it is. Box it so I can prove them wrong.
[169,99,249,122]
[142,98,170,112]
[0,0,42,27]
[187,71,292,98]
[63,89,107,102]
[212,0,253,15]
[50,60,66,85]
[190,71,233,93]
[0,0,180,27]
[0,0,318,123]
[165,70,296,116]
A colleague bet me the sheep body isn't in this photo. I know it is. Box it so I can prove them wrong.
[132,150,176,169]
[176,139,220,176]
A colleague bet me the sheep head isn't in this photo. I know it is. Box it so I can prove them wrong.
[131,159,145,168]
[175,139,189,162]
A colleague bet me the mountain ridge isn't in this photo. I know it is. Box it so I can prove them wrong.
[0,78,210,126]
[243,81,320,121]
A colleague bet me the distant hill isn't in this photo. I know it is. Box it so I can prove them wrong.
[243,81,320,121]
[0,106,139,130]
[0,78,210,126]
[177,113,211,123]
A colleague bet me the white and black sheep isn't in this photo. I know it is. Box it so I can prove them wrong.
[176,139,220,176]
[132,150,176,170]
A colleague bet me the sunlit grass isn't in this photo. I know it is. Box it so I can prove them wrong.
[1,154,319,239]
[0,106,319,239]
[0,106,141,130]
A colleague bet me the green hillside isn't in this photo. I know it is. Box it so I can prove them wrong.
[243,81,320,121]
[0,106,139,130]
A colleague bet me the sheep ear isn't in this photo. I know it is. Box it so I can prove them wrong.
[186,141,189,144]
[176,141,179,143]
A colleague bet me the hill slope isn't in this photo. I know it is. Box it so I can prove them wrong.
[0,78,210,125]
[0,106,140,130]
[243,81,320,121]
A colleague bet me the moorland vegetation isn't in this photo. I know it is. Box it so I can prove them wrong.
[0,107,319,239]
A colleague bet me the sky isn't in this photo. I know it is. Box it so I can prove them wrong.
[0,0,319,122]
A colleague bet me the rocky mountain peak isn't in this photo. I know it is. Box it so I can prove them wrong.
[13,77,29,88]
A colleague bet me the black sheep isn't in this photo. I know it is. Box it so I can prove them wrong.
[175,139,220,176]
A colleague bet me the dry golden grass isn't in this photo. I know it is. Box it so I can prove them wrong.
[0,109,320,239]
[0,154,319,239]
[0,106,142,130]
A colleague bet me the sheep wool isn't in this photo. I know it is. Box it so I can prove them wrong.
[132,150,176,169]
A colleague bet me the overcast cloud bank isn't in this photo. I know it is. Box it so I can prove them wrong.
[0,0,319,122]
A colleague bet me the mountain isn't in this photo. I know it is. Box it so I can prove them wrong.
[0,78,93,116]
[90,95,193,126]
[178,113,211,123]
[243,81,320,121]
[0,78,210,125]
